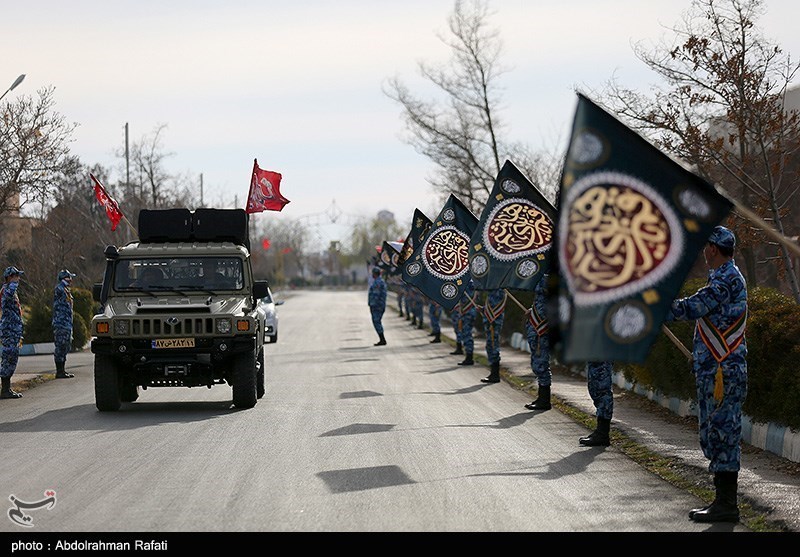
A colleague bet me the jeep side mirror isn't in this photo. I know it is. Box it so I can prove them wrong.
[253,280,268,299]
[92,283,103,302]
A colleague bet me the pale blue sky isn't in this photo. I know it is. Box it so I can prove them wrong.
[4,0,799,243]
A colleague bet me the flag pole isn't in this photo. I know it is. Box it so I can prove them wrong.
[122,215,138,238]
[661,324,692,361]
[729,197,800,258]
[503,289,528,312]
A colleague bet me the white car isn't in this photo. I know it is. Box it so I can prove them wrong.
[260,288,283,343]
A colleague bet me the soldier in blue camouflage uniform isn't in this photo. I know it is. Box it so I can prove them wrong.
[580,360,615,446]
[1,266,25,399]
[664,225,747,523]
[479,289,507,383]
[524,274,552,410]
[449,303,463,356]
[413,289,424,330]
[368,267,388,346]
[456,279,478,366]
[52,269,77,379]
[403,284,413,322]
[428,299,442,343]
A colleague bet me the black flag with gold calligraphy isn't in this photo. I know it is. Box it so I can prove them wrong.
[398,209,433,267]
[469,160,557,291]
[549,93,732,363]
[401,195,479,311]
[378,240,404,276]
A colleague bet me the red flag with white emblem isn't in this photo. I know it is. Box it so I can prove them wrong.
[246,159,290,213]
[90,173,124,231]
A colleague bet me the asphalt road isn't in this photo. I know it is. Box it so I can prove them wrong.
[0,289,751,534]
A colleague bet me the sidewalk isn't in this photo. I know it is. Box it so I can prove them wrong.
[394,301,800,532]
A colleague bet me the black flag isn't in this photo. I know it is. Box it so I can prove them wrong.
[398,209,433,267]
[401,195,479,311]
[469,160,557,291]
[550,93,733,363]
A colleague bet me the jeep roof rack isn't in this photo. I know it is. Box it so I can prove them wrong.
[138,208,250,250]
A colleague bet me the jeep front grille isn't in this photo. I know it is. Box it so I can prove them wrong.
[128,317,215,336]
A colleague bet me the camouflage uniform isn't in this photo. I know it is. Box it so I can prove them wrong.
[482,289,507,366]
[52,270,76,371]
[586,360,614,420]
[666,243,747,473]
[457,280,478,362]
[429,300,442,334]
[665,225,746,523]
[449,304,463,355]
[0,268,24,382]
[525,274,552,388]
[368,267,387,345]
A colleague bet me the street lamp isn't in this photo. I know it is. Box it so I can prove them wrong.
[0,74,26,103]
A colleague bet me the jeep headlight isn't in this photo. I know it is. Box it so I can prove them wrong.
[114,320,130,336]
[216,318,232,334]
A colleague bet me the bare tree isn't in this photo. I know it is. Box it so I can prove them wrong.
[251,217,311,284]
[0,86,78,217]
[595,0,800,301]
[383,0,547,215]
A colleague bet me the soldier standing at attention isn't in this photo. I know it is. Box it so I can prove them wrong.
[664,225,747,524]
[429,299,442,343]
[524,274,552,410]
[449,303,463,356]
[52,269,77,379]
[480,288,507,383]
[368,266,387,346]
[580,361,615,447]
[456,279,478,366]
[1,266,25,399]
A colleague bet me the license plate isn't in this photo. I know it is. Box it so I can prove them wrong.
[152,338,195,349]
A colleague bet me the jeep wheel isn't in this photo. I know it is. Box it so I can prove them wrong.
[94,355,122,411]
[256,350,265,399]
[120,383,140,403]
[232,349,257,409]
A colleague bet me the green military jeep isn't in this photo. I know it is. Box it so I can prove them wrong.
[90,208,269,411]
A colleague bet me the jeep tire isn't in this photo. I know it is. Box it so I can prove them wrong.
[232,349,258,409]
[95,355,122,412]
[256,350,265,399]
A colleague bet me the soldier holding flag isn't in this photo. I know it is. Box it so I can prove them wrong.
[479,288,507,384]
[664,225,747,524]
[524,274,552,411]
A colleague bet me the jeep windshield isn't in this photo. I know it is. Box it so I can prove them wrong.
[114,257,244,292]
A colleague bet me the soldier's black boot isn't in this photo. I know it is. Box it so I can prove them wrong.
[450,342,463,355]
[1,376,22,399]
[458,352,474,366]
[692,472,739,523]
[689,474,719,520]
[374,334,387,346]
[481,362,500,383]
[54,361,74,379]
[525,385,551,410]
[430,333,441,343]
[579,417,611,446]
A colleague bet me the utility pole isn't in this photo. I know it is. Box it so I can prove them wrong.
[124,123,130,191]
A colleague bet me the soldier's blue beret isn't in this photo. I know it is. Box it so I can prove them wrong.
[3,266,24,278]
[372,266,381,274]
[709,226,736,249]
[58,269,76,280]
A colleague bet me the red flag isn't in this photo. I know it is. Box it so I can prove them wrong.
[262,238,271,250]
[281,247,292,254]
[90,173,124,231]
[246,159,290,213]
